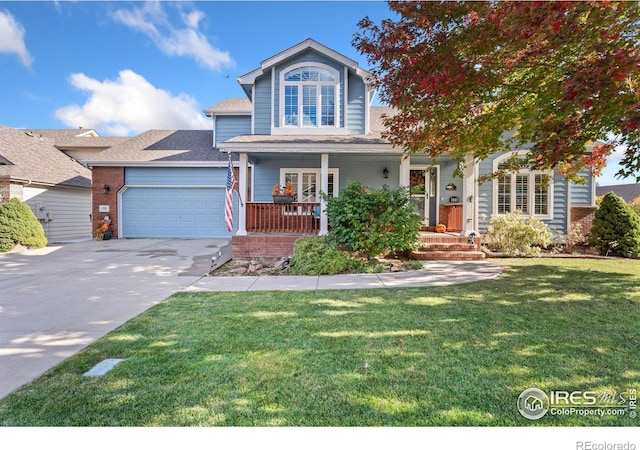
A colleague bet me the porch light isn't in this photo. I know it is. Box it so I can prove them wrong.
[446,183,457,191]
[103,184,110,194]
[383,167,389,178]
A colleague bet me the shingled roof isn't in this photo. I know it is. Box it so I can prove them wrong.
[596,183,640,203]
[0,126,91,188]
[204,98,251,116]
[85,130,237,165]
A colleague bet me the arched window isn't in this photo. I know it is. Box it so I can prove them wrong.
[493,152,553,219]
[281,64,339,128]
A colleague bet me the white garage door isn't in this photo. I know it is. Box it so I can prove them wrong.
[121,187,230,238]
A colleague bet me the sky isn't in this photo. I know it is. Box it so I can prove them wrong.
[0,0,636,186]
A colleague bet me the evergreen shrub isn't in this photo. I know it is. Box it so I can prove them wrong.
[589,192,640,258]
[0,198,48,252]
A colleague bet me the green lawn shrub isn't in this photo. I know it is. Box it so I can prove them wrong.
[0,198,48,252]
[485,210,551,257]
[589,192,640,258]
[289,236,363,275]
[322,180,421,257]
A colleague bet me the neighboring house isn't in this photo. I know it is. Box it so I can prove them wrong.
[596,183,640,203]
[86,38,598,258]
[0,126,122,242]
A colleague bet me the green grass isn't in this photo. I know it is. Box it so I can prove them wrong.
[1,258,639,426]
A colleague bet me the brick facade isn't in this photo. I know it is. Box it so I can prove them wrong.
[570,206,597,236]
[91,167,125,238]
[232,234,307,258]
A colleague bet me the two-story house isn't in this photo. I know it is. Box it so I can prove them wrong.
[87,39,598,259]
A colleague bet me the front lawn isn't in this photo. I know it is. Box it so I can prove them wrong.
[1,258,638,426]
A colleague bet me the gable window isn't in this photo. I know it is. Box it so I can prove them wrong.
[493,153,553,219]
[281,65,339,128]
[281,168,339,202]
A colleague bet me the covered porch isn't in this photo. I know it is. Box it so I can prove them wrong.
[224,140,479,258]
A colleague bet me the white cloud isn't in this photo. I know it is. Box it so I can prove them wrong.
[0,10,34,67]
[112,2,233,71]
[54,70,210,135]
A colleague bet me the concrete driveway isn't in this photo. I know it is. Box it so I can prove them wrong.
[0,238,230,399]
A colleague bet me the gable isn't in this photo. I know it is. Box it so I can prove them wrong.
[244,45,371,136]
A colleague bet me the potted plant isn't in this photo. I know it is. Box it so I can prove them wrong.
[95,215,113,241]
[272,184,294,203]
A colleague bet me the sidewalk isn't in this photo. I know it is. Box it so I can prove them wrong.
[187,260,503,292]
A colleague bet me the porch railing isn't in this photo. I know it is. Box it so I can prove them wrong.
[246,202,321,233]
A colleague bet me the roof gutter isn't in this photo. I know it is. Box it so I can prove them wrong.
[85,161,235,168]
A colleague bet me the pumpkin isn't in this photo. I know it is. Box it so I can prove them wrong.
[435,224,447,233]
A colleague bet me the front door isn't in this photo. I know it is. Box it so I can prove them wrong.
[410,167,438,227]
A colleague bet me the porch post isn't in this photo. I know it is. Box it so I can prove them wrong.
[237,152,248,236]
[320,153,329,236]
[399,153,411,187]
[461,153,477,237]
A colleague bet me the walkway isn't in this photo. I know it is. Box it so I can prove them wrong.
[187,260,502,292]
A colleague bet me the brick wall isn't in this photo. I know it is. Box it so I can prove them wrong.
[92,167,125,238]
[570,206,597,236]
[232,234,306,258]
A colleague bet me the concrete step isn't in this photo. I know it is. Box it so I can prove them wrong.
[416,243,477,252]
[410,250,486,261]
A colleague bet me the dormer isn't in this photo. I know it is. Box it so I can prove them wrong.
[237,39,376,136]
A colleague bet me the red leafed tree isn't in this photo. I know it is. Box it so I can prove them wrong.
[353,1,640,182]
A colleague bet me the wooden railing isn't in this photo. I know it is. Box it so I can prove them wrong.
[246,202,321,233]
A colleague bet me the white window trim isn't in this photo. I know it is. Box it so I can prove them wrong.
[492,151,554,220]
[275,63,342,135]
[279,168,339,202]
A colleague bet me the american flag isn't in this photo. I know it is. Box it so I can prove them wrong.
[225,159,236,232]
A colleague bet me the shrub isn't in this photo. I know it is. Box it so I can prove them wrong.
[289,236,363,275]
[485,210,552,257]
[322,181,421,257]
[565,222,588,254]
[589,192,640,258]
[0,198,48,252]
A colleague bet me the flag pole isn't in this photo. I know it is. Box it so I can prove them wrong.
[229,153,244,207]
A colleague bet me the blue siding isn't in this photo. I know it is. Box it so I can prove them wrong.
[253,156,324,201]
[570,169,594,206]
[126,167,227,186]
[347,73,366,134]
[254,75,271,134]
[438,160,462,204]
[478,158,494,232]
[216,116,251,145]
[550,173,569,234]
[333,155,399,189]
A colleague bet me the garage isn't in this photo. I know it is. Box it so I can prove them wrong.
[119,167,234,239]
